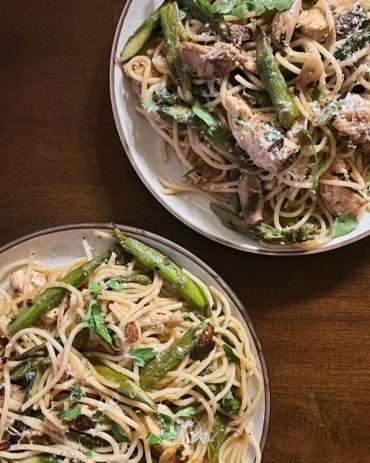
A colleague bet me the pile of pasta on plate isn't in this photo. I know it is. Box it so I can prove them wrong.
[0,230,263,463]
[120,0,370,249]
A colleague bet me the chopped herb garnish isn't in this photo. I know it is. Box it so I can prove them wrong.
[129,347,156,367]
[147,431,161,445]
[88,282,101,295]
[69,384,84,401]
[223,344,241,366]
[84,299,114,347]
[106,275,124,291]
[142,101,158,112]
[212,0,293,17]
[112,422,131,443]
[84,450,93,458]
[174,406,198,418]
[311,87,323,101]
[192,101,218,132]
[57,405,81,422]
[332,212,359,238]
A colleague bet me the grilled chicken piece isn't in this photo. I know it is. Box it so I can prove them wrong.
[298,0,359,42]
[297,6,328,41]
[9,268,47,294]
[225,95,299,173]
[176,41,256,80]
[333,93,370,144]
[238,172,263,224]
[230,24,252,45]
[297,54,324,87]
[0,385,25,412]
[272,0,302,47]
[319,160,368,215]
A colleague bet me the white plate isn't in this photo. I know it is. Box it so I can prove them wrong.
[110,1,370,254]
[0,223,270,460]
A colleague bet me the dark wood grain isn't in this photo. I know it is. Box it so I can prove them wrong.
[0,2,369,462]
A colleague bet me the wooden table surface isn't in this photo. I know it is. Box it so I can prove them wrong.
[1,2,369,462]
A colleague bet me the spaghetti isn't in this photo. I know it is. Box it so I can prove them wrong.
[121,0,370,248]
[0,232,263,463]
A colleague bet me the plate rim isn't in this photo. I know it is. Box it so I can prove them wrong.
[0,222,271,455]
[109,0,370,256]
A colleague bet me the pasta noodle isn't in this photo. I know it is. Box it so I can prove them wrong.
[0,235,263,463]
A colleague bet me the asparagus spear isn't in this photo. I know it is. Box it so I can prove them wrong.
[10,359,51,385]
[8,254,108,335]
[158,104,248,167]
[114,229,208,313]
[255,26,299,127]
[160,2,193,103]
[219,390,242,415]
[93,363,157,410]
[23,363,48,405]
[334,25,370,60]
[119,4,163,63]
[211,203,319,244]
[178,0,230,40]
[11,343,48,361]
[140,327,198,390]
[123,274,152,285]
[207,413,227,463]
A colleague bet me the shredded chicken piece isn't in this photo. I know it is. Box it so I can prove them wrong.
[297,54,324,87]
[9,268,47,294]
[333,93,370,144]
[176,41,256,80]
[238,172,263,224]
[297,5,329,41]
[139,313,183,330]
[319,159,368,214]
[298,0,359,41]
[230,24,252,45]
[225,95,299,173]
[272,0,302,47]
[0,385,24,412]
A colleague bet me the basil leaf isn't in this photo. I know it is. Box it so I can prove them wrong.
[147,432,161,445]
[142,101,159,112]
[84,299,114,347]
[106,275,124,291]
[332,212,359,238]
[223,344,240,366]
[160,422,180,441]
[212,0,293,17]
[112,422,131,443]
[84,450,93,458]
[129,347,156,367]
[69,384,84,401]
[88,282,101,295]
[174,406,198,418]
[57,405,81,422]
[192,102,218,132]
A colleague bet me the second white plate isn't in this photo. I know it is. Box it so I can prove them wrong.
[110,0,370,255]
